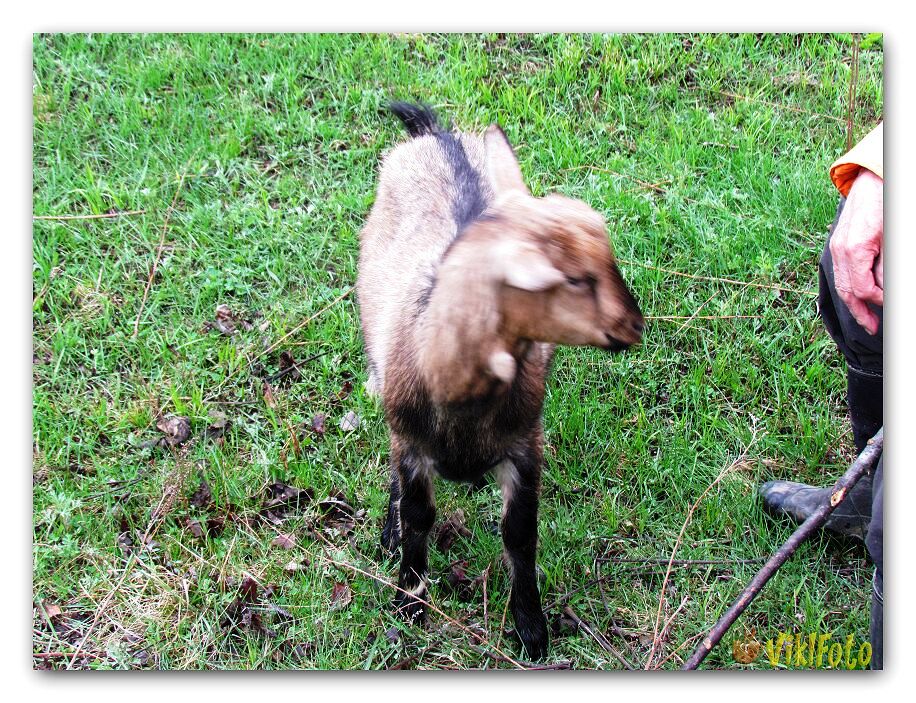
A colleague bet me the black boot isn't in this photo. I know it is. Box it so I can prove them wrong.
[848,365,883,455]
[759,474,873,539]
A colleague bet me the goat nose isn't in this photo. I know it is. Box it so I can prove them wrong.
[631,318,645,336]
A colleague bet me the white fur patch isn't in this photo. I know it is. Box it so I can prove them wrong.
[488,350,516,383]
[494,459,521,517]
[407,581,428,597]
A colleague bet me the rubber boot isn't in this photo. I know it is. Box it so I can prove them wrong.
[759,474,873,539]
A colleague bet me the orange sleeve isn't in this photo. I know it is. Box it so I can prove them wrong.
[830,122,883,197]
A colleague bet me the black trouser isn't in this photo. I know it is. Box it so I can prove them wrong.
[818,197,884,669]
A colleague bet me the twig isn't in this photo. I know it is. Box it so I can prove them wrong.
[33,651,106,661]
[681,428,883,670]
[598,556,765,567]
[674,290,718,334]
[472,646,573,670]
[703,88,846,124]
[647,595,690,669]
[254,288,352,367]
[545,557,762,612]
[562,166,672,196]
[562,606,636,670]
[66,554,136,669]
[644,423,761,669]
[132,166,191,339]
[646,315,762,321]
[655,631,705,669]
[846,33,861,152]
[205,287,353,401]
[33,210,146,222]
[266,349,331,383]
[618,258,816,297]
[310,539,526,670]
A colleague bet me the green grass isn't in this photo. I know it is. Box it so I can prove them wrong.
[32,33,883,670]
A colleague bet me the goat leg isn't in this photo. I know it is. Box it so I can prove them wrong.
[391,441,436,624]
[381,469,401,552]
[500,440,549,659]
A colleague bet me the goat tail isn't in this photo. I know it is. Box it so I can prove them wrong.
[388,101,443,137]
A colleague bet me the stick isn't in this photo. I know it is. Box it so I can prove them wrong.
[644,425,760,669]
[647,315,761,322]
[133,167,190,339]
[562,606,636,670]
[618,258,816,297]
[681,428,883,670]
[205,287,353,402]
[846,33,861,152]
[33,210,146,222]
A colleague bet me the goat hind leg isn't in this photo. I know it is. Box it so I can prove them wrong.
[498,448,549,659]
[391,441,436,623]
[381,469,401,552]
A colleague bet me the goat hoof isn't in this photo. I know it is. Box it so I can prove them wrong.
[514,612,549,660]
[394,592,427,625]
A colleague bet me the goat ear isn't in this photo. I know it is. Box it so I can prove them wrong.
[484,124,529,196]
[502,243,565,292]
[488,350,517,384]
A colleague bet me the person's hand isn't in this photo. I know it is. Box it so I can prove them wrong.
[830,168,884,335]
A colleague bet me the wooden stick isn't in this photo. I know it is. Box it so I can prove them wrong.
[644,425,760,669]
[618,258,816,297]
[133,167,190,339]
[562,606,636,670]
[681,428,883,670]
[846,33,861,152]
[33,210,146,222]
[647,315,762,322]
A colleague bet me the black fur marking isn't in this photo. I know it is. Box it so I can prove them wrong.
[434,131,488,232]
[388,101,442,138]
[388,102,489,243]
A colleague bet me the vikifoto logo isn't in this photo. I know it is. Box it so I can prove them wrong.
[732,628,872,669]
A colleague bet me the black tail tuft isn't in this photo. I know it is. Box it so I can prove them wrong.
[388,101,442,137]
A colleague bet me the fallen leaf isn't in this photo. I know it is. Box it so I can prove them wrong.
[239,575,260,603]
[310,413,327,436]
[263,381,277,409]
[330,581,352,610]
[155,414,191,448]
[189,475,213,508]
[275,350,301,385]
[262,482,315,514]
[185,518,206,539]
[445,560,484,602]
[339,411,360,432]
[337,380,353,401]
[318,490,358,536]
[271,533,297,550]
[42,602,63,624]
[435,510,472,552]
[205,412,230,442]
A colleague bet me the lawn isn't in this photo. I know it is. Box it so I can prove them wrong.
[32,33,883,670]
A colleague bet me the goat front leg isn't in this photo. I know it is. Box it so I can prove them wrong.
[389,438,436,624]
[381,469,401,552]
[497,438,549,659]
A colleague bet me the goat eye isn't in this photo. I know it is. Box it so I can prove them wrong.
[566,275,595,290]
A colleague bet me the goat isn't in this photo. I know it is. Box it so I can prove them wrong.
[356,102,644,658]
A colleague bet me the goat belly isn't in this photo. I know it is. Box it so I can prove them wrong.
[388,400,537,484]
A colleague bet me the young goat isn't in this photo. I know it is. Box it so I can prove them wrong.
[357,103,644,658]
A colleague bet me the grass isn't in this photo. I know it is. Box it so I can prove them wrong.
[32,33,883,670]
